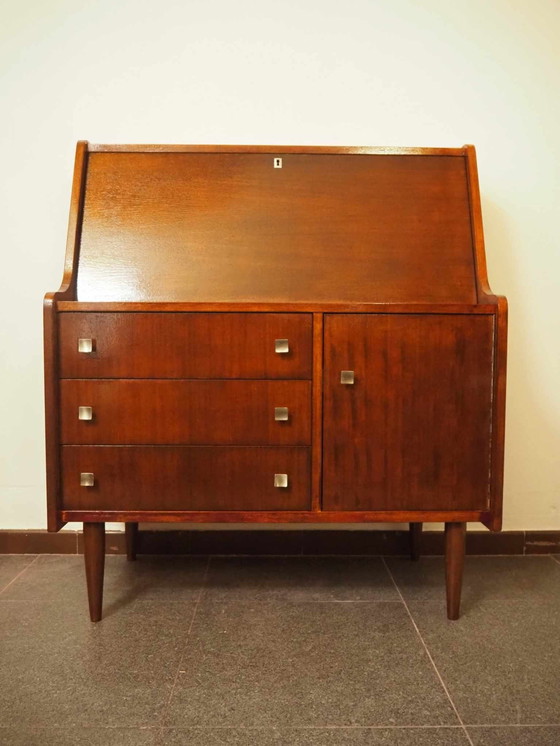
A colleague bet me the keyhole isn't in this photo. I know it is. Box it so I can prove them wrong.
[274,157,282,168]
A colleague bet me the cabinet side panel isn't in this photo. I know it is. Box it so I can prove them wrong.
[323,314,494,511]
[484,300,508,530]
[43,301,64,530]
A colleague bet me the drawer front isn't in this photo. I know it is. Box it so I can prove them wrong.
[62,446,311,511]
[59,312,312,379]
[60,380,311,445]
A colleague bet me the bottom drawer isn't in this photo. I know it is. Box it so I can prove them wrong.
[61,446,311,511]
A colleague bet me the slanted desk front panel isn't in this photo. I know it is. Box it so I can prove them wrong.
[77,153,477,304]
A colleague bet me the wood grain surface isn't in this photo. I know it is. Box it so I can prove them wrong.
[60,379,311,445]
[45,147,506,531]
[62,446,311,511]
[322,314,495,511]
[59,312,312,379]
[76,152,477,304]
[61,509,484,523]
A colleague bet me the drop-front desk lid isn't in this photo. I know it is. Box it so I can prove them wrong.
[69,144,485,305]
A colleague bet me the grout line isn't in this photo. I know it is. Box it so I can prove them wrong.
[155,725,470,730]
[156,599,404,605]
[153,723,560,730]
[0,555,40,596]
[159,725,466,730]
[381,557,475,746]
[155,555,211,736]
[465,723,560,729]
[4,722,560,736]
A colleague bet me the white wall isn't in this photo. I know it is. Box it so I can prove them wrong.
[1,0,558,532]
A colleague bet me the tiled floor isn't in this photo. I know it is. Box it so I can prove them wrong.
[1,554,560,745]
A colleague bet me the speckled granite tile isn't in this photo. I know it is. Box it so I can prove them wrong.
[165,601,458,727]
[408,600,560,724]
[0,555,37,592]
[386,556,560,607]
[467,726,560,745]
[0,726,158,745]
[0,554,208,608]
[203,556,399,602]
[160,727,471,745]
[0,600,193,727]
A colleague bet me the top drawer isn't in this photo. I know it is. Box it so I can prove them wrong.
[58,313,313,379]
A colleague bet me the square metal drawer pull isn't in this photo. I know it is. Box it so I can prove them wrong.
[78,338,95,354]
[78,406,93,421]
[340,370,355,385]
[274,473,288,488]
[274,407,289,421]
[275,338,289,354]
[80,472,95,487]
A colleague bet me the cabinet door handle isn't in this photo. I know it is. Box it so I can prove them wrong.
[78,338,95,354]
[78,406,93,421]
[274,407,289,421]
[80,472,95,487]
[275,338,289,354]
[274,473,288,488]
[340,370,355,385]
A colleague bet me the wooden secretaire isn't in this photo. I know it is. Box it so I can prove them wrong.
[44,143,507,621]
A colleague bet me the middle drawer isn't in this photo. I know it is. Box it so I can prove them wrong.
[60,380,311,445]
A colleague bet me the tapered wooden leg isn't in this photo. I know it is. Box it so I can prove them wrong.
[83,522,105,622]
[445,522,466,620]
[125,522,138,561]
[409,522,423,561]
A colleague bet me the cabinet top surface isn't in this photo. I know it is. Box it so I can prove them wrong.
[69,145,481,304]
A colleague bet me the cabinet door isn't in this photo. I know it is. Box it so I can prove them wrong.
[322,314,494,512]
